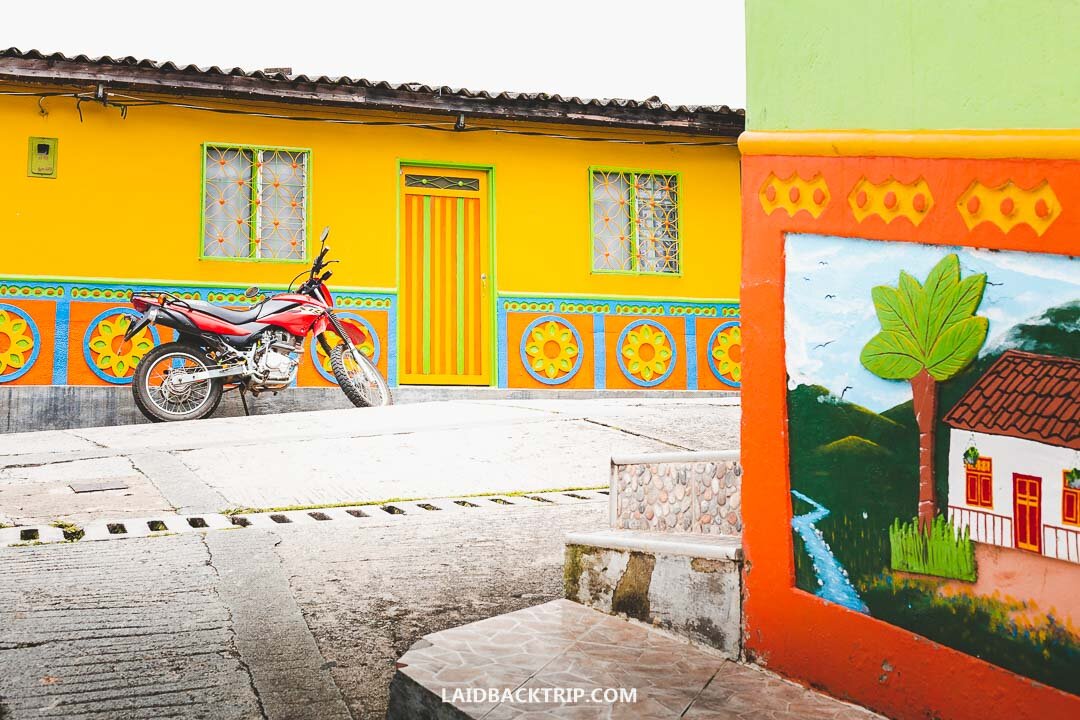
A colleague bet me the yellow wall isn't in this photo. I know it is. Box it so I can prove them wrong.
[0,90,740,301]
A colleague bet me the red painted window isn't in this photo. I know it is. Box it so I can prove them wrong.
[1064,472,1080,527]
[965,457,993,508]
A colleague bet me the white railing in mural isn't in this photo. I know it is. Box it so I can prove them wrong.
[948,505,1013,549]
[1043,524,1080,564]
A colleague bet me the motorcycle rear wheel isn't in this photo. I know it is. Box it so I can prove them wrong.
[329,342,392,408]
[132,342,224,422]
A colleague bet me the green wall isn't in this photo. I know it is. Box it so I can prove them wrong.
[746,0,1080,130]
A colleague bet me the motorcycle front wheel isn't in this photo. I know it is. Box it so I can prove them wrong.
[132,342,224,422]
[329,342,392,408]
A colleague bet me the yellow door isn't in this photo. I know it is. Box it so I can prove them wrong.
[399,167,490,385]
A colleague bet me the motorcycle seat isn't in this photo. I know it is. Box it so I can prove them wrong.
[184,299,264,325]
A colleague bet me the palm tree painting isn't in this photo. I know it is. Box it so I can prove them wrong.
[860,254,988,530]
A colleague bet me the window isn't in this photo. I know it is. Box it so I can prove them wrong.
[591,169,679,274]
[202,145,309,260]
[1064,471,1080,526]
[965,456,993,508]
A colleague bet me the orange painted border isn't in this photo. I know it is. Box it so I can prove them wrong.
[741,150,1080,720]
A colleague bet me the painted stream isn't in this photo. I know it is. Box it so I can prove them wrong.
[790,490,868,613]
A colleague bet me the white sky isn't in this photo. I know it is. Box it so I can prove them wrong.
[2,0,746,108]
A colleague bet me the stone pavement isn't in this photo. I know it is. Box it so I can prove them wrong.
[389,599,885,719]
[0,398,739,522]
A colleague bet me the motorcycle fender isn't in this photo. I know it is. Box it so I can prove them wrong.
[312,315,331,337]
[122,307,158,343]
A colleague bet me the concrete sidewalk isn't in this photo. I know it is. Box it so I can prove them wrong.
[0,398,739,525]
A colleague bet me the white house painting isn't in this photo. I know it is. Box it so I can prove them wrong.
[944,350,1080,564]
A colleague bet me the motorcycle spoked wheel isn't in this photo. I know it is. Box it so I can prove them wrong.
[132,342,224,422]
[329,342,393,408]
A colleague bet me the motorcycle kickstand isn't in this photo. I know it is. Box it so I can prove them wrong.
[238,387,251,417]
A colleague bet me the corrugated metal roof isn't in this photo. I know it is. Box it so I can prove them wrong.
[0,47,744,134]
[943,350,1080,450]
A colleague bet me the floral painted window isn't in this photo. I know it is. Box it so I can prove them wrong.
[203,145,309,260]
[591,169,679,274]
[964,456,993,508]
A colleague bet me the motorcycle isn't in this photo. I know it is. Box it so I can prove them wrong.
[122,227,392,422]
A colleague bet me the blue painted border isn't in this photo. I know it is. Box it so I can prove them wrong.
[592,314,606,388]
[0,303,41,383]
[615,319,677,388]
[707,321,742,388]
[309,312,381,383]
[518,315,584,385]
[81,307,161,385]
[685,315,698,391]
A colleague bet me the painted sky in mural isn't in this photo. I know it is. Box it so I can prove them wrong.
[785,234,1080,411]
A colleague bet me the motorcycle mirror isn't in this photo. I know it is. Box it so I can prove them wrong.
[319,226,330,244]
[243,286,260,299]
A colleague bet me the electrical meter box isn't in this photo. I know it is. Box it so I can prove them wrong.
[28,137,58,178]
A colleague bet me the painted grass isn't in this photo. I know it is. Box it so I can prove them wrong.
[221,485,606,515]
[889,515,975,582]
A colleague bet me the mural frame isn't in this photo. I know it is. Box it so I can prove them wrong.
[740,130,1080,720]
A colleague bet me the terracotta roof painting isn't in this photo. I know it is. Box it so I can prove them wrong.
[943,350,1080,450]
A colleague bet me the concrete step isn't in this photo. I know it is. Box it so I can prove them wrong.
[564,529,743,658]
[386,599,884,719]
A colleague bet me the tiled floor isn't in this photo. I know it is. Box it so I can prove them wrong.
[393,599,885,719]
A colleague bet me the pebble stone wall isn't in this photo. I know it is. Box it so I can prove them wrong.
[612,457,742,535]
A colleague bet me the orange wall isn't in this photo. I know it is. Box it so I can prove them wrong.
[740,132,1080,720]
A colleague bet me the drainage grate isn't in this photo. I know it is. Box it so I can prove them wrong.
[2,491,606,548]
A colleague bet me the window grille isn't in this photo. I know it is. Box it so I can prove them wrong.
[203,146,309,260]
[591,169,679,274]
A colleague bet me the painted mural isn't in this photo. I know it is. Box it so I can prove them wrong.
[0,279,741,391]
[784,234,1079,695]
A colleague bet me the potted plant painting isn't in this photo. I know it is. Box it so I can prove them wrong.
[1066,467,1080,490]
[963,445,981,468]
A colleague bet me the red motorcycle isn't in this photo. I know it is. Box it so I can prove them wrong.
[122,227,392,422]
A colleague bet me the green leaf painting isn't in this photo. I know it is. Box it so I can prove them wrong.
[862,254,988,381]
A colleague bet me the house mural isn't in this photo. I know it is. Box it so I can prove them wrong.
[944,351,1080,565]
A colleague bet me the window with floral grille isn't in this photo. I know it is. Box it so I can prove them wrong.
[203,145,309,260]
[591,169,680,274]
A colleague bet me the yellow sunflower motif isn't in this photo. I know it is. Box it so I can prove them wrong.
[316,321,376,373]
[0,309,36,376]
[88,315,155,379]
[524,320,579,380]
[712,325,742,383]
[621,324,672,382]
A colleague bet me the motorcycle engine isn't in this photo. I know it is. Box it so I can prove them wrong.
[253,330,301,391]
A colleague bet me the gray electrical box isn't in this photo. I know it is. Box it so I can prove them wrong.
[28,137,58,178]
